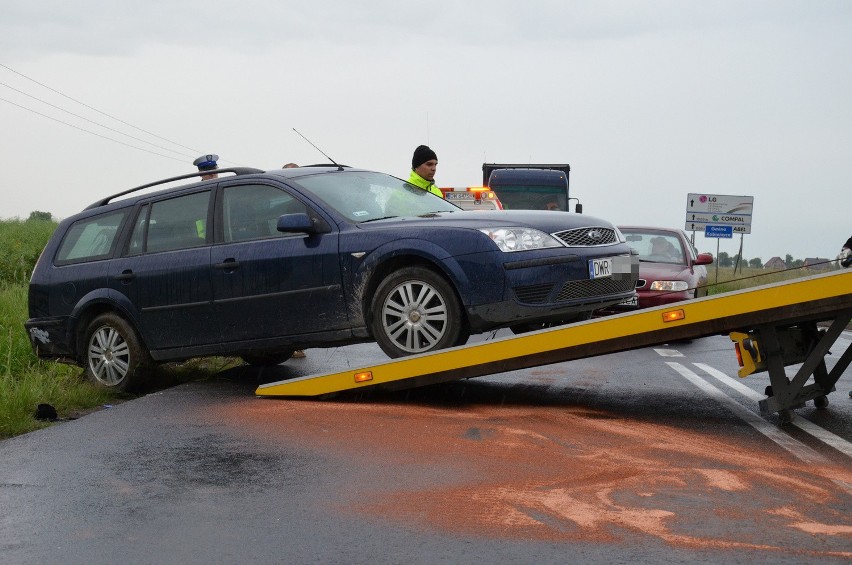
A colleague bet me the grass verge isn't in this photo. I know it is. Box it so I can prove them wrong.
[705,266,834,294]
[1,281,238,439]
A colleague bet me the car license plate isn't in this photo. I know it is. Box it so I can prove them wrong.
[445,192,474,200]
[589,257,613,279]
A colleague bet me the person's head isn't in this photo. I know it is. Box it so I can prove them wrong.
[193,154,219,180]
[651,237,678,259]
[411,145,437,181]
[282,163,298,169]
[651,237,669,254]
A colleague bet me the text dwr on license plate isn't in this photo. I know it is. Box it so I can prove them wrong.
[589,257,613,279]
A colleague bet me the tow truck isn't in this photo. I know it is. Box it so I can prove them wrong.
[257,270,851,425]
[441,186,503,210]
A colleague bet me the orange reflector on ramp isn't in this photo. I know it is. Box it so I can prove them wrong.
[354,371,373,383]
[662,309,685,322]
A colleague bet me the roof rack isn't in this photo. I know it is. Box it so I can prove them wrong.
[84,167,265,210]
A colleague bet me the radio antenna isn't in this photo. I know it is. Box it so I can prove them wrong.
[292,128,343,171]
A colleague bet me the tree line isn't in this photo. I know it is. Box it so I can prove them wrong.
[717,252,811,270]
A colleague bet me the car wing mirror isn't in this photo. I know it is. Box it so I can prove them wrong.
[277,213,315,234]
[694,252,714,266]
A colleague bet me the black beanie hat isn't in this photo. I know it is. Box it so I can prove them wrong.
[412,145,437,169]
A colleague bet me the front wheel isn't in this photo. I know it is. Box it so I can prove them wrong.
[83,313,152,391]
[370,267,464,358]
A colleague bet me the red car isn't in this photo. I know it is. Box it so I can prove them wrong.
[618,226,713,308]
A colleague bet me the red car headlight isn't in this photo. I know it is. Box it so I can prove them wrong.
[649,280,689,291]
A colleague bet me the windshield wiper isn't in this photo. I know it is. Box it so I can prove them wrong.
[360,216,399,223]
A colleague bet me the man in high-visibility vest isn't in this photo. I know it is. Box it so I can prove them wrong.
[407,145,443,197]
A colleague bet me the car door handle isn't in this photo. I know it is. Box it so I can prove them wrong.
[214,259,240,270]
[114,270,135,282]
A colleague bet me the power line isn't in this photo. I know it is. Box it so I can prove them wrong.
[0,80,197,159]
[0,95,187,163]
[0,62,203,156]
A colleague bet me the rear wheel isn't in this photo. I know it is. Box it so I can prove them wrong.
[370,267,463,358]
[83,313,152,391]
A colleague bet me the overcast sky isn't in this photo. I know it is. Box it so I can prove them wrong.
[1,1,850,262]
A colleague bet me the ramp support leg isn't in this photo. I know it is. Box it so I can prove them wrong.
[757,311,851,418]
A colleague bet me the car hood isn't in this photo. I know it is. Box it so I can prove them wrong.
[638,261,692,281]
[359,210,618,233]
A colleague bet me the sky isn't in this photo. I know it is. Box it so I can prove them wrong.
[1,0,850,262]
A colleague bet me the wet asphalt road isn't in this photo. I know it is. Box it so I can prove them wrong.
[1,332,850,564]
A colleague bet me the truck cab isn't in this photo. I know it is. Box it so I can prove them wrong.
[482,163,581,213]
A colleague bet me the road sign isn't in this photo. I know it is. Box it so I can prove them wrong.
[705,225,733,238]
[687,222,751,234]
[685,193,753,234]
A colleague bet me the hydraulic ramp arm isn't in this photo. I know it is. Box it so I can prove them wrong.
[257,271,851,421]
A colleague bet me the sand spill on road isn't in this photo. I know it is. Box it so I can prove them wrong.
[214,392,852,557]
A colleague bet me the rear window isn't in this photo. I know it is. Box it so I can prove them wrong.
[489,171,568,211]
[56,210,127,263]
[491,185,567,211]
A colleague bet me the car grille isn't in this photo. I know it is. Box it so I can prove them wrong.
[556,276,637,302]
[552,227,618,247]
[513,283,554,304]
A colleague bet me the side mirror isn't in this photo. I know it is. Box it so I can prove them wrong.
[277,213,315,233]
[694,252,714,266]
[574,203,583,214]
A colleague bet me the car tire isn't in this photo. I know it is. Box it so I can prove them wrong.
[454,330,471,347]
[241,351,295,366]
[370,266,463,358]
[83,313,152,391]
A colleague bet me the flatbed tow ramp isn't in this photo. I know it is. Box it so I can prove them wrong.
[257,270,852,422]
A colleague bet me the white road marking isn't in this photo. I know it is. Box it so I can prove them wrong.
[653,348,683,357]
[830,337,850,357]
[694,362,852,459]
[666,362,827,465]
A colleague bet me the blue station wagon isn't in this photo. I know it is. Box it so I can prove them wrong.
[26,165,637,390]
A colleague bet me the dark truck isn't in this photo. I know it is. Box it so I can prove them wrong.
[482,163,581,213]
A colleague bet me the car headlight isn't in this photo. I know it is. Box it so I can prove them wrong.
[478,227,562,252]
[649,280,689,291]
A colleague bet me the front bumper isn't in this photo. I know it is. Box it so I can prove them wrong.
[465,252,638,330]
[468,277,637,330]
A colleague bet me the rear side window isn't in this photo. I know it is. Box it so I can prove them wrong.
[130,192,209,253]
[56,210,127,263]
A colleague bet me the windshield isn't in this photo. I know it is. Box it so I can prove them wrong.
[622,230,686,265]
[294,171,459,222]
[491,185,567,211]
